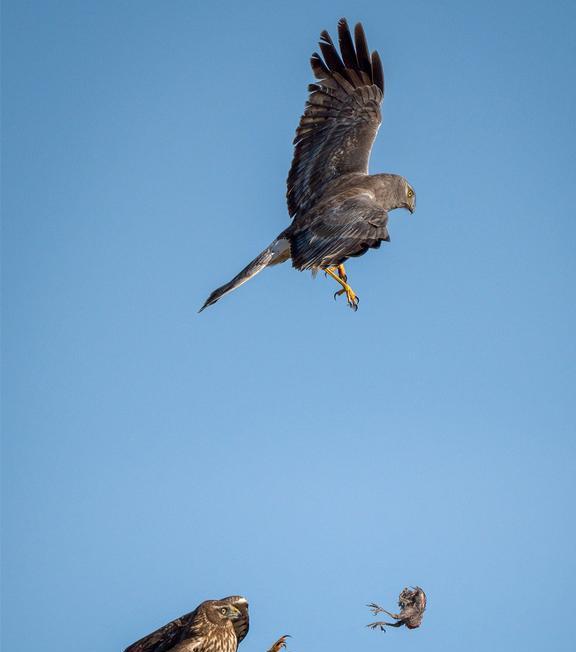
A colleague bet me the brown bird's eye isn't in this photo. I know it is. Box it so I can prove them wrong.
[220,607,227,615]
[407,188,413,198]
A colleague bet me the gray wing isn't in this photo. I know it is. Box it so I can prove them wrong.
[124,608,201,652]
[287,19,384,219]
[289,192,389,270]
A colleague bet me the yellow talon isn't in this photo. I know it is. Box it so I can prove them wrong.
[324,266,359,310]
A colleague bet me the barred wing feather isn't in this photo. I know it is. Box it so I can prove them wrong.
[286,19,384,218]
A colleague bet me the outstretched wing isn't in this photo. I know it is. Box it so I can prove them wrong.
[124,608,201,652]
[289,192,389,270]
[287,19,384,218]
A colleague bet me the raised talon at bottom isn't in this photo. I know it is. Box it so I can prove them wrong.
[334,287,359,310]
[324,265,359,310]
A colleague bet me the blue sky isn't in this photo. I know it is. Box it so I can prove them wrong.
[2,1,575,651]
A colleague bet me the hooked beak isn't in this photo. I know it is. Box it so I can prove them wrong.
[229,606,242,620]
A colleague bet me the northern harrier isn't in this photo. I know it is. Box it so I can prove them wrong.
[124,595,249,652]
[367,587,427,631]
[200,18,416,312]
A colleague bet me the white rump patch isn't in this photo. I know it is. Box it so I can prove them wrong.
[269,238,291,265]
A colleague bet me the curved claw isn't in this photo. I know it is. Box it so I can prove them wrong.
[367,623,387,632]
[348,294,359,311]
[267,635,291,652]
[324,266,359,310]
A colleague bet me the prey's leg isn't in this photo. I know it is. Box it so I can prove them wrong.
[325,266,359,311]
[367,604,400,619]
[367,621,403,631]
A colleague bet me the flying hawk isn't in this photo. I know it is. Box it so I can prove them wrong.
[200,18,416,312]
[124,596,249,652]
[367,587,427,631]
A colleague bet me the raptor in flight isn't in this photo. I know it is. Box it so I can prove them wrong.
[200,18,416,312]
[124,595,249,652]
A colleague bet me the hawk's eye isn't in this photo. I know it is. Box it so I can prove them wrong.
[407,188,414,198]
[220,607,227,615]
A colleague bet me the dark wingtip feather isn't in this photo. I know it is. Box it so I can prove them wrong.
[337,17,359,70]
[320,29,333,45]
[319,38,346,76]
[371,51,384,92]
[354,22,372,79]
[310,52,330,79]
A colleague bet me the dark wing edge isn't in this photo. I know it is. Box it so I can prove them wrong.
[123,608,199,652]
[287,19,384,218]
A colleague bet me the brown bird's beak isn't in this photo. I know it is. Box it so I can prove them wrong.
[229,606,242,620]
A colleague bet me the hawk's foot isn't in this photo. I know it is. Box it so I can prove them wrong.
[325,266,359,311]
[333,286,359,311]
[337,264,348,283]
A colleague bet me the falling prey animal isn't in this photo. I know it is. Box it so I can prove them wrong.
[124,596,249,652]
[200,18,416,312]
[367,587,427,631]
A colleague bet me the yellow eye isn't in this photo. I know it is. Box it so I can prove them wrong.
[407,188,414,198]
[220,607,227,615]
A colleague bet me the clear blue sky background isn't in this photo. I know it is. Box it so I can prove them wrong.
[2,1,576,651]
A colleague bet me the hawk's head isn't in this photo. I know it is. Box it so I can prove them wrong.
[373,174,416,214]
[204,601,243,625]
[403,180,416,214]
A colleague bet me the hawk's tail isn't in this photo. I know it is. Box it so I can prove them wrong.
[199,238,290,312]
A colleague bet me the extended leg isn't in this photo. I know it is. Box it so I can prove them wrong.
[324,266,359,311]
[367,603,400,619]
[334,264,360,306]
[367,621,403,631]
